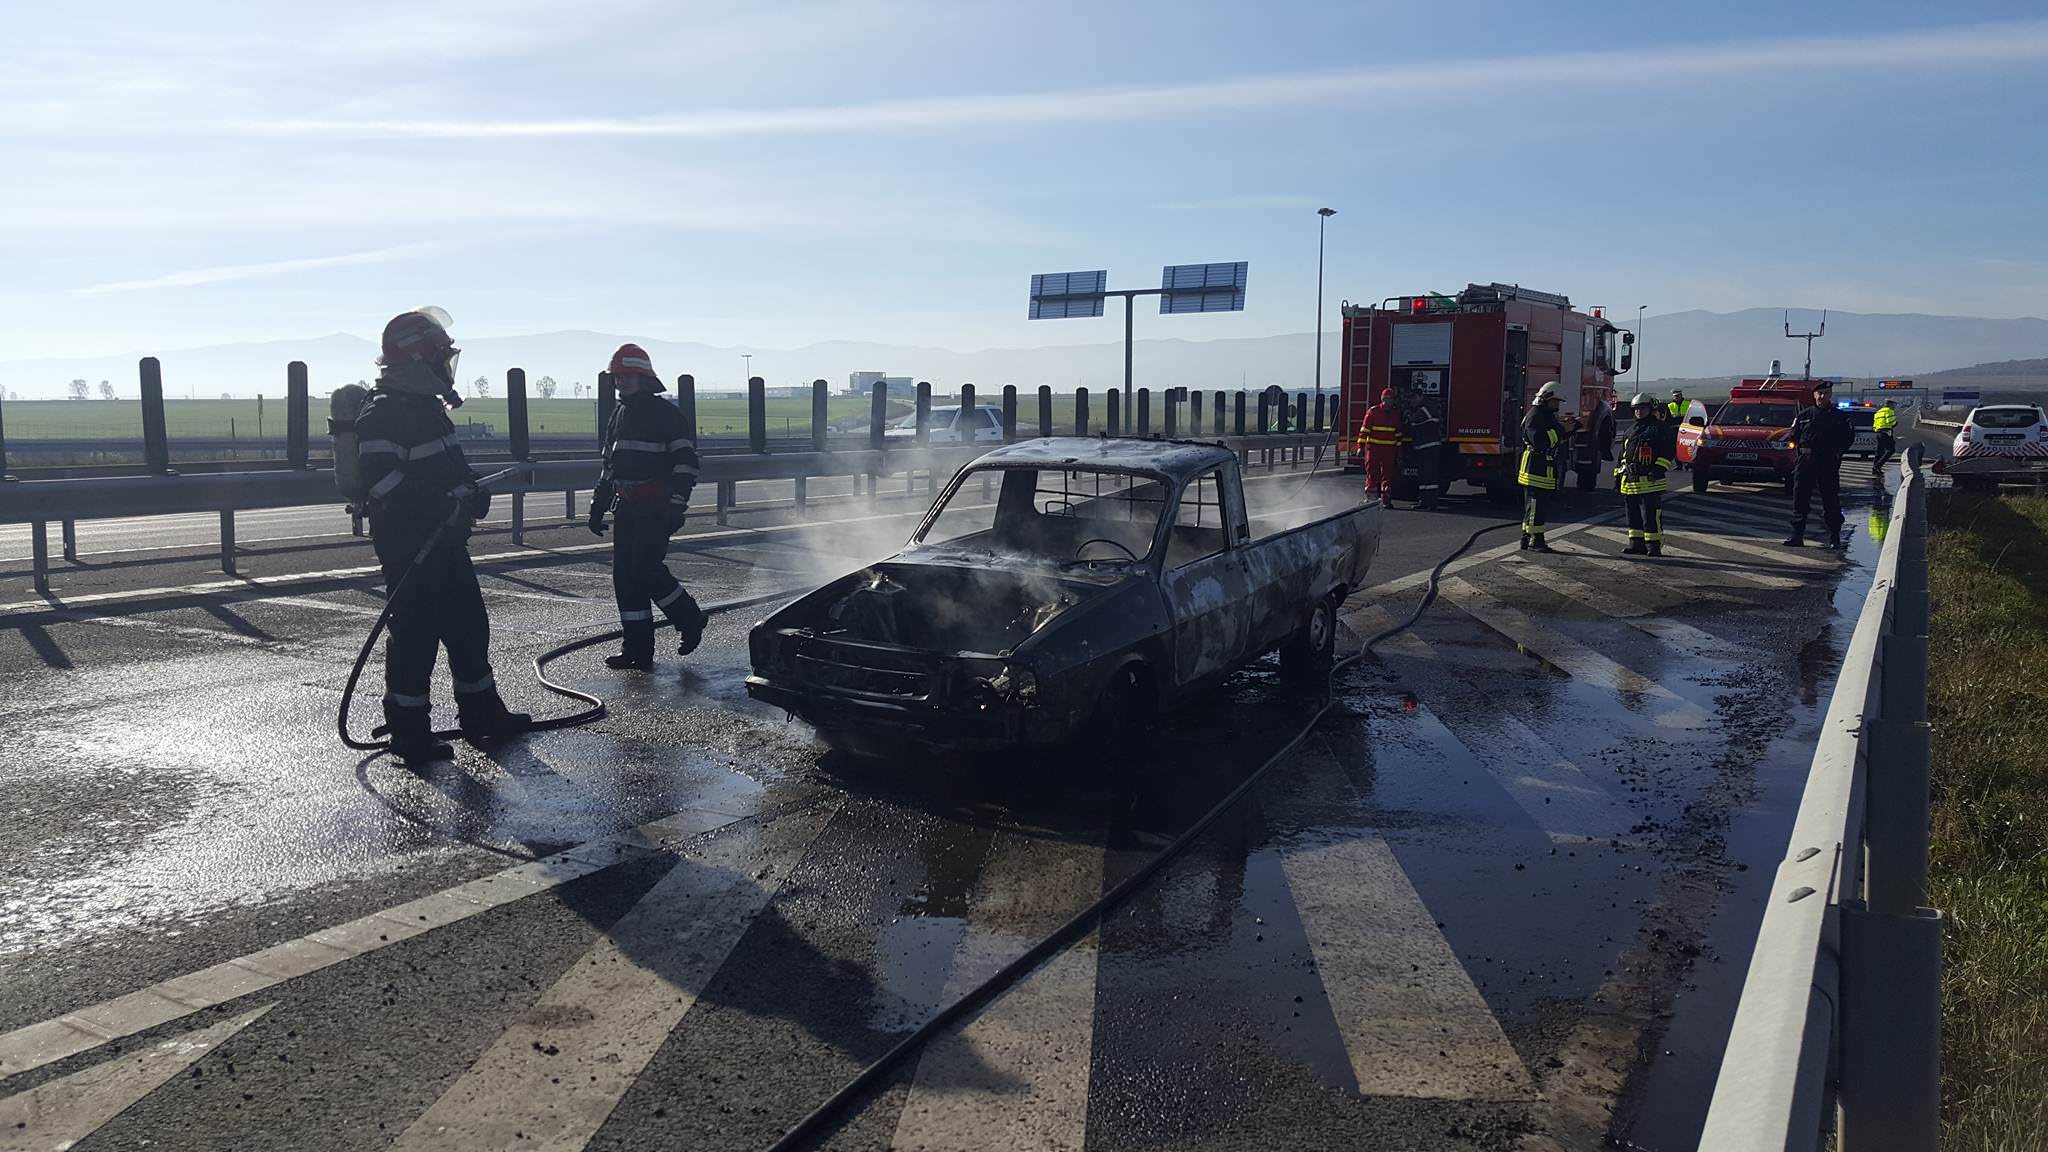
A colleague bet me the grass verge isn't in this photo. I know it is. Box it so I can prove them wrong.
[1926,490,2048,1148]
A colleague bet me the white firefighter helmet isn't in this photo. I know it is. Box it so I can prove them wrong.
[1630,392,1658,409]
[1534,381,1562,404]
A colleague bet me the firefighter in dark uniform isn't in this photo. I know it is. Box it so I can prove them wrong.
[588,344,706,670]
[1518,381,1570,552]
[1784,379,1854,549]
[1399,382,1444,510]
[1616,393,1677,557]
[356,307,529,762]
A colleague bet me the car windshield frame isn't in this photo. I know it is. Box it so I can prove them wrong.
[1970,407,2045,430]
[908,462,1173,568]
[1711,401,1800,429]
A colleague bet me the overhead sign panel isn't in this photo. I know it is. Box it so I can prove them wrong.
[1943,390,1982,405]
[1159,261,1248,314]
[1028,270,1108,319]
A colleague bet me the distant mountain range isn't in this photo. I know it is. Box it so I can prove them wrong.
[2,309,2043,400]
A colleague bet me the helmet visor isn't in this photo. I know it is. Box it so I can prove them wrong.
[442,348,461,385]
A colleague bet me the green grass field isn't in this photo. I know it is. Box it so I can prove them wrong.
[1926,490,2048,1148]
[2,390,1310,443]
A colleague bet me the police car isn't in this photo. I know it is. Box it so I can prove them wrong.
[1839,401,1882,459]
[1954,405,2048,460]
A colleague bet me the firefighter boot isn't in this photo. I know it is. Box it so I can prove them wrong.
[1647,541,1663,558]
[675,607,707,657]
[383,704,453,765]
[457,691,533,743]
[1782,526,1806,547]
[1623,538,1648,556]
[604,652,653,672]
[1528,535,1553,554]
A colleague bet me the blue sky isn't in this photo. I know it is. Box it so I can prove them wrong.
[3,1,2045,365]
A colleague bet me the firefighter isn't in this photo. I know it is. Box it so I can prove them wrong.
[1399,387,1444,510]
[1358,388,1402,502]
[1872,399,1899,476]
[1784,379,1855,549]
[1518,381,1569,552]
[1616,393,1676,557]
[1667,389,1687,420]
[589,344,706,670]
[356,308,529,762]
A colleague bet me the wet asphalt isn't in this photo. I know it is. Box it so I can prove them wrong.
[0,465,1891,1151]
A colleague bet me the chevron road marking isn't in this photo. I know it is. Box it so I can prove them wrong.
[1437,577,1708,728]
[891,833,1105,1152]
[390,805,835,1152]
[0,1004,274,1152]
[0,805,762,1084]
[1585,525,1834,571]
[1546,536,1802,590]
[1265,746,1536,1101]
[1498,560,1734,655]
[1345,603,1438,660]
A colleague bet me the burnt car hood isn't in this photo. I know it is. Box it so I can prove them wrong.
[765,551,1131,660]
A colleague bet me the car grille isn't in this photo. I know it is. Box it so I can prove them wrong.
[792,641,936,700]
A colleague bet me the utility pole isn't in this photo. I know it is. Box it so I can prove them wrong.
[1635,304,1646,392]
[1315,208,1336,409]
[1785,310,1827,380]
[742,354,753,388]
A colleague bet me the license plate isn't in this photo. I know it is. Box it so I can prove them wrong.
[1988,433,2023,443]
[1727,452,1758,461]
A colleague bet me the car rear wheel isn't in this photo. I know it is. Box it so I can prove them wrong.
[1691,465,1710,494]
[1280,593,1338,686]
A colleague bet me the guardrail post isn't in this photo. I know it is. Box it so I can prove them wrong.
[1106,389,1121,436]
[565,490,576,520]
[139,357,172,475]
[1838,905,1943,1152]
[914,381,931,445]
[507,368,530,461]
[794,473,808,512]
[1234,391,1246,436]
[869,378,888,460]
[1036,386,1051,438]
[1136,387,1151,436]
[747,376,767,453]
[1256,390,1270,435]
[959,384,976,444]
[716,480,733,526]
[596,372,616,450]
[1074,388,1089,435]
[61,520,76,561]
[31,521,48,593]
[219,509,236,575]
[811,380,829,453]
[287,361,310,468]
[1002,385,1018,442]
[1314,392,1327,432]
[1190,389,1204,434]
[676,374,698,446]
[1296,392,1308,438]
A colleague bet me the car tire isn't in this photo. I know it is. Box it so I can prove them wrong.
[1691,466,1710,494]
[1280,593,1338,686]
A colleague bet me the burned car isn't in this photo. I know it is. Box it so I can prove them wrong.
[746,437,1380,753]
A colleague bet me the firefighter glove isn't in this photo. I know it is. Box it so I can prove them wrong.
[587,506,608,536]
[664,497,688,534]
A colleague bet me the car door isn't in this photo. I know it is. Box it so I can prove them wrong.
[1676,400,1708,464]
[1157,464,1252,688]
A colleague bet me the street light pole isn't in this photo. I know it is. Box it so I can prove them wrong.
[1315,208,1336,408]
[742,353,753,386]
[1635,305,1646,393]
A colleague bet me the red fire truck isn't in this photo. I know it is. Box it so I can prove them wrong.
[1338,283,1632,499]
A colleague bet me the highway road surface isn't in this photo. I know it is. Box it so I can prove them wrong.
[0,463,1896,1151]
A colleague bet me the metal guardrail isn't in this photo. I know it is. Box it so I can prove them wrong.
[1700,443,1938,1151]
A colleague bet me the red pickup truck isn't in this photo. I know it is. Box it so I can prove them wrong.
[1676,380,1819,494]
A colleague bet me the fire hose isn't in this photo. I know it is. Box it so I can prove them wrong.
[757,518,1521,1151]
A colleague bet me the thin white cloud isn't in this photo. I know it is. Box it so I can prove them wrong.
[72,241,444,296]
[234,19,2048,140]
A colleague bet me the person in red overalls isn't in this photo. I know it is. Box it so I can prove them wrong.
[1359,388,1402,501]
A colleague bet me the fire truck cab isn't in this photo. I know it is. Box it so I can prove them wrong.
[1339,283,1630,501]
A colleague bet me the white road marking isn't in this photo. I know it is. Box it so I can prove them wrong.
[892,834,1103,1152]
[1437,577,1707,728]
[22,607,274,647]
[1667,501,1793,533]
[391,805,835,1152]
[1546,536,1801,590]
[1265,746,1536,1101]
[0,805,760,1084]
[1345,604,1437,660]
[1630,523,1839,570]
[1499,561,1733,655]
[0,1004,274,1152]
[1363,508,1623,599]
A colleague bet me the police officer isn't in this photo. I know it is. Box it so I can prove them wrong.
[589,344,706,670]
[1667,389,1687,420]
[1616,393,1677,557]
[1399,385,1444,511]
[1784,379,1854,549]
[1518,381,1570,552]
[356,308,529,762]
[1872,399,1899,475]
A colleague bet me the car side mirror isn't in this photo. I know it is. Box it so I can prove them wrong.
[1688,416,1706,428]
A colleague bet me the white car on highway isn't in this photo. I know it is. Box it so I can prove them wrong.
[883,405,1005,444]
[1954,404,2048,460]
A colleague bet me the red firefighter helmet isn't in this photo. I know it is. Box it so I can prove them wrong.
[608,343,665,392]
[378,307,458,378]
[1379,388,1394,404]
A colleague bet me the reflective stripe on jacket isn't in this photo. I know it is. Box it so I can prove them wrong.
[1359,403,1401,447]
[1617,419,1678,496]
[354,388,478,529]
[603,392,701,507]
[1518,408,1565,489]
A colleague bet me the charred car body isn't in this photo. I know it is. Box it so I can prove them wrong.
[746,438,1381,753]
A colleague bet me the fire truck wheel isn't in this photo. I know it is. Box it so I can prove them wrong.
[1691,466,1710,494]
